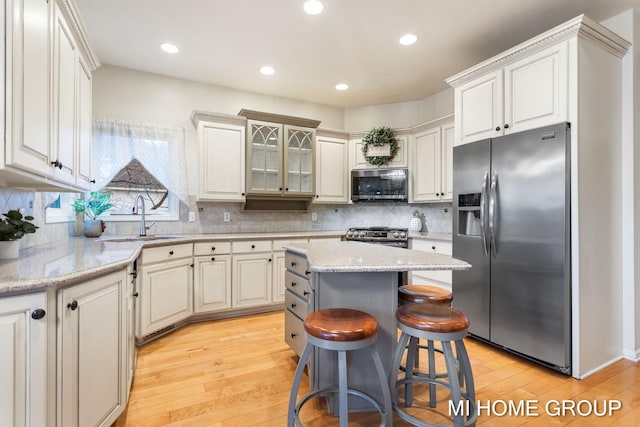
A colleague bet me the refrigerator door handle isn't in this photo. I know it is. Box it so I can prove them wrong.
[489,171,498,257]
[480,172,489,257]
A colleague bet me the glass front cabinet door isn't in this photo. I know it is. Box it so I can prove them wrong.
[246,120,315,196]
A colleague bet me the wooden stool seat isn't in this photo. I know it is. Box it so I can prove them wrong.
[398,284,453,305]
[396,303,469,334]
[303,308,378,342]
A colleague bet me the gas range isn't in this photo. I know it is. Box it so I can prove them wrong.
[344,226,409,247]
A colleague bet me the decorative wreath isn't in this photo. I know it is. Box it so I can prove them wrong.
[361,126,398,166]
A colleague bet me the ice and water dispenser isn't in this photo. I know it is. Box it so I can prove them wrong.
[457,193,483,236]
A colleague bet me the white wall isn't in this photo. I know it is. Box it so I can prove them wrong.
[601,8,640,361]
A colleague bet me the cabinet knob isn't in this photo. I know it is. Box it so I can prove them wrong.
[291,282,297,287]
[211,257,216,261]
[90,179,96,184]
[133,292,139,297]
[504,123,510,129]
[31,309,46,320]
[241,192,245,196]
[190,264,194,267]
[303,291,310,296]
[279,187,283,191]
[251,244,255,249]
[50,160,63,169]
[316,195,319,198]
[268,258,272,262]
[211,246,216,251]
[432,246,436,250]
[169,250,174,255]
[495,126,501,131]
[285,188,289,191]
[67,300,78,311]
[291,261,297,267]
[291,303,296,308]
[305,270,311,276]
[291,333,297,338]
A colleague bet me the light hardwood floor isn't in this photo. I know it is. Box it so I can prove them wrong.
[115,311,640,426]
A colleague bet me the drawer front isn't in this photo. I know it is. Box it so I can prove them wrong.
[285,309,307,357]
[285,252,310,278]
[142,243,193,264]
[285,271,312,301]
[273,238,308,252]
[232,240,272,253]
[412,239,452,255]
[194,241,231,256]
[285,289,310,320]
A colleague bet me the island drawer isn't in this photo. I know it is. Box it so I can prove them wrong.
[142,243,193,264]
[233,240,272,253]
[285,253,310,278]
[285,309,307,357]
[285,271,312,300]
[285,289,310,320]
[194,241,231,256]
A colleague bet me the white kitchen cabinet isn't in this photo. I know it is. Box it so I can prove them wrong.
[193,242,232,312]
[273,239,308,303]
[58,269,127,427]
[125,261,137,397]
[192,112,247,202]
[349,134,408,169]
[410,239,452,291]
[137,243,193,339]
[232,240,273,308]
[1,0,97,190]
[314,133,349,204]
[453,42,568,146]
[411,121,454,202]
[0,292,48,427]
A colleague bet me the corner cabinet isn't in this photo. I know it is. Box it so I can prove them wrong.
[314,131,349,204]
[0,292,48,427]
[191,111,247,202]
[1,0,99,190]
[58,269,127,427]
[410,121,454,202]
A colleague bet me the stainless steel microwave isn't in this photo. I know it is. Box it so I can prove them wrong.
[351,168,408,202]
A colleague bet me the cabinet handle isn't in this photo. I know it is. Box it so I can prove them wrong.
[50,160,63,169]
[211,257,216,261]
[495,126,501,132]
[504,123,510,129]
[291,261,297,267]
[291,303,296,308]
[133,292,139,297]
[169,250,174,255]
[31,309,46,320]
[67,300,78,310]
[291,282,297,287]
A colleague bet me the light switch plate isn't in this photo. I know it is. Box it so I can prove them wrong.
[188,212,196,222]
[311,212,317,221]
[224,212,230,222]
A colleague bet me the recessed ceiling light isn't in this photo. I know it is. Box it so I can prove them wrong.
[304,0,324,15]
[399,34,418,46]
[160,42,179,53]
[260,66,275,75]
[335,83,349,91]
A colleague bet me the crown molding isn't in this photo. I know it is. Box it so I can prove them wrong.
[57,0,101,71]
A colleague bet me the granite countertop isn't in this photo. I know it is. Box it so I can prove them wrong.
[0,231,344,296]
[284,240,469,273]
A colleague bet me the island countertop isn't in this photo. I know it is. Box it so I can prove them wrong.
[284,240,470,273]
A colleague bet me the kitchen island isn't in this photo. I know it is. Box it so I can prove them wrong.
[283,240,470,415]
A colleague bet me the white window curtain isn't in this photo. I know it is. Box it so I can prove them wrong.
[92,118,189,204]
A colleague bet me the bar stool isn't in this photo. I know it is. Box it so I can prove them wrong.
[390,303,476,427]
[398,285,453,407]
[287,308,392,427]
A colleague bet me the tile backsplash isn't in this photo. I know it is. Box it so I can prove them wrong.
[1,189,452,249]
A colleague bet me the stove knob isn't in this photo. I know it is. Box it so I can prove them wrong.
[346,231,352,238]
[359,231,366,238]
[400,232,407,238]
[394,231,399,238]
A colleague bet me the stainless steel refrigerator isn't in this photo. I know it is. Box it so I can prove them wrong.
[452,122,571,375]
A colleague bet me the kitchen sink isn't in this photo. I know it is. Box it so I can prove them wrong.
[101,235,184,242]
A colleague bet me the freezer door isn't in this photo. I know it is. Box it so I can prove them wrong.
[452,139,491,340]
[489,122,570,372]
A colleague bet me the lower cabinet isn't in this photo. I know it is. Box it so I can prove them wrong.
[58,269,127,427]
[231,240,273,308]
[137,244,194,339]
[283,252,312,357]
[410,239,453,290]
[193,254,232,312]
[0,292,48,427]
[272,239,308,303]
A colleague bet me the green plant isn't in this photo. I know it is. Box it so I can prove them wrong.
[71,191,113,220]
[361,126,399,166]
[0,210,38,241]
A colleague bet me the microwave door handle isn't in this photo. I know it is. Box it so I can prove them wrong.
[480,172,489,257]
[489,171,498,258]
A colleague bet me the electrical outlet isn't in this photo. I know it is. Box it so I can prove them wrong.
[224,212,230,222]
[311,212,317,221]
[188,211,196,222]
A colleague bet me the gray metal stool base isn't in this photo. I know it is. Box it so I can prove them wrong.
[288,334,392,427]
[391,324,477,427]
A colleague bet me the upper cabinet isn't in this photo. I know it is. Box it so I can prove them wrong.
[314,130,349,204]
[451,38,568,145]
[1,0,99,190]
[192,111,247,202]
[410,121,454,202]
[349,135,408,170]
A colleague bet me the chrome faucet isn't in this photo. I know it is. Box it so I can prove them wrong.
[134,194,147,236]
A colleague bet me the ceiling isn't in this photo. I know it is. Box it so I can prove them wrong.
[75,0,637,108]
